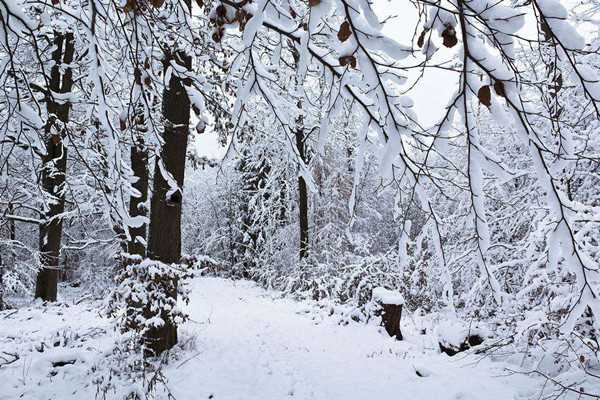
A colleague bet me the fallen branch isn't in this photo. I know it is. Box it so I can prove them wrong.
[0,351,20,368]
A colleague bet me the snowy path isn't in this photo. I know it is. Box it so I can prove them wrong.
[0,277,542,400]
[167,278,539,400]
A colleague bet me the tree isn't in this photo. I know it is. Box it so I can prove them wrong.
[143,0,194,354]
[1,0,599,382]
[34,30,75,301]
[295,109,310,259]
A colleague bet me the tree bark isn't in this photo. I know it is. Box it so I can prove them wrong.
[35,31,74,302]
[0,255,3,311]
[128,143,148,257]
[128,98,149,258]
[295,129,309,259]
[1,202,16,310]
[380,303,403,340]
[145,47,191,354]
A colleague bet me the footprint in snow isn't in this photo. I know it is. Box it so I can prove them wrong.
[413,365,433,377]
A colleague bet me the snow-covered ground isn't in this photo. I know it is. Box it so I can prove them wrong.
[1,277,543,400]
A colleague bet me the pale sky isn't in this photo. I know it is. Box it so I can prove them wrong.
[194,0,594,159]
[194,0,452,160]
[373,0,456,128]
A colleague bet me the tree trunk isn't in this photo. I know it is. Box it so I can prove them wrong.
[0,248,3,310]
[35,31,74,302]
[295,129,309,259]
[145,47,191,354]
[128,142,148,257]
[128,99,149,258]
[0,254,3,311]
[1,203,16,310]
[380,303,403,340]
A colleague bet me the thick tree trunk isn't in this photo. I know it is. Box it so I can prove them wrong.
[145,48,191,355]
[380,303,403,340]
[295,129,309,259]
[35,31,74,302]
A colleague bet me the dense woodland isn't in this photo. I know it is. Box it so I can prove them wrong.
[1,0,600,397]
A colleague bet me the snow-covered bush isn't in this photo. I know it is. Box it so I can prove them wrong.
[108,258,193,355]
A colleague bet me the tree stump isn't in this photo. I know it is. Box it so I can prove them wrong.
[381,303,403,340]
[437,320,485,356]
[439,334,483,356]
[372,287,404,340]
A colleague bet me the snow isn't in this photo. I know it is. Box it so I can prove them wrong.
[436,318,487,348]
[536,0,585,50]
[242,0,265,47]
[0,277,545,400]
[372,286,405,305]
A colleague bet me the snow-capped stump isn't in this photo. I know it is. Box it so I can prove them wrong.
[372,287,404,340]
[436,320,485,356]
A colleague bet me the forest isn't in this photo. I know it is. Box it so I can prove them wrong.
[0,0,599,398]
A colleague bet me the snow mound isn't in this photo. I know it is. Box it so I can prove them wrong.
[372,287,405,305]
[436,319,489,355]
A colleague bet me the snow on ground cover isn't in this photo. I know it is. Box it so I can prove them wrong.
[0,290,114,399]
[435,318,489,348]
[1,277,543,400]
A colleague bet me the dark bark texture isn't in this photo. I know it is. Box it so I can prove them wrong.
[145,49,191,355]
[380,303,403,340]
[35,31,74,302]
[295,129,309,259]
[128,112,149,258]
[1,204,16,310]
